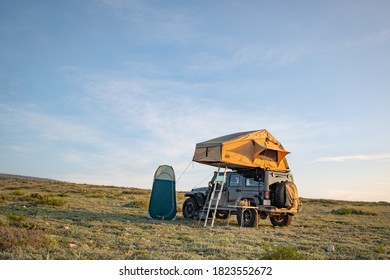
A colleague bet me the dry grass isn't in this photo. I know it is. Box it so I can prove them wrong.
[0,178,389,260]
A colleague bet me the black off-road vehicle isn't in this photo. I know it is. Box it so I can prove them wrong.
[182,168,300,227]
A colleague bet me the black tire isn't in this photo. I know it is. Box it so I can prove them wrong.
[274,182,286,208]
[270,214,292,227]
[182,197,199,219]
[216,210,230,220]
[237,208,257,227]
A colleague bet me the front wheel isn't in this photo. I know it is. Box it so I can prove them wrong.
[182,197,199,219]
[237,208,257,227]
[270,214,292,226]
[216,210,230,220]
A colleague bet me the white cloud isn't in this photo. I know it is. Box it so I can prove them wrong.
[78,71,329,143]
[312,153,390,163]
[344,28,390,48]
[187,41,316,75]
[0,67,335,189]
[0,105,100,146]
[319,188,390,202]
[76,71,332,166]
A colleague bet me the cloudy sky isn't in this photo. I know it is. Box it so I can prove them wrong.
[1,0,389,201]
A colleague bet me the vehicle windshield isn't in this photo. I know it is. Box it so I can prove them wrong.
[214,173,226,183]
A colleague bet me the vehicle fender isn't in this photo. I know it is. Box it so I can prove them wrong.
[185,192,206,207]
[240,197,256,207]
[194,192,206,207]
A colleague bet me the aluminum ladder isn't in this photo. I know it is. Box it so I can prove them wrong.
[203,167,228,227]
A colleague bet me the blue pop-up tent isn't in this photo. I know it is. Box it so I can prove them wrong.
[147,165,177,220]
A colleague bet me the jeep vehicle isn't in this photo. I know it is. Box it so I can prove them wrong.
[182,168,300,227]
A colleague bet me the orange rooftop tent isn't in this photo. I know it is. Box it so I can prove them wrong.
[193,130,290,171]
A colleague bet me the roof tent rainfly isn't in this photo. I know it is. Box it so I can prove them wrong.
[192,129,290,172]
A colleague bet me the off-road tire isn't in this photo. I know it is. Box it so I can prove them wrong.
[270,214,292,227]
[182,197,199,219]
[274,182,286,208]
[216,210,230,220]
[237,208,257,227]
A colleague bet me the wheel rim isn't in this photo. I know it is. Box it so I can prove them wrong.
[274,216,284,223]
[185,203,194,215]
[243,210,252,222]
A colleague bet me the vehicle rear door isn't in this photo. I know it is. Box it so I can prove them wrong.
[242,177,264,204]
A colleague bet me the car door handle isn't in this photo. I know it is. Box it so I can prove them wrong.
[235,189,241,192]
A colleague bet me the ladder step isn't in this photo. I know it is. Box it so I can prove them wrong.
[202,166,228,228]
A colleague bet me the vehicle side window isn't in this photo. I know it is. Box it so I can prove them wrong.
[229,174,240,187]
[246,178,260,187]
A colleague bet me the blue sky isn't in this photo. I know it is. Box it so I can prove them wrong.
[1,0,389,201]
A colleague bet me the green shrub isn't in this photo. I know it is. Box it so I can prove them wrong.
[30,193,43,200]
[374,245,386,254]
[0,227,48,251]
[122,188,150,195]
[4,213,39,229]
[6,213,25,224]
[0,227,24,250]
[4,186,19,190]
[261,244,304,260]
[19,193,43,202]
[121,190,134,195]
[87,192,106,198]
[19,193,66,206]
[331,208,377,216]
[123,200,148,208]
[40,197,66,206]
[10,190,25,196]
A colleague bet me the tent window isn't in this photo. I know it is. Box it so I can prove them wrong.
[258,149,278,161]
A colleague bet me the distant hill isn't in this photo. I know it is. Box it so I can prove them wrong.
[0,173,59,182]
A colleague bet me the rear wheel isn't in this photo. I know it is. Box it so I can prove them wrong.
[270,214,292,226]
[182,197,199,219]
[237,208,257,227]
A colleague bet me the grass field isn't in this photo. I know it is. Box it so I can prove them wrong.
[0,177,389,260]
